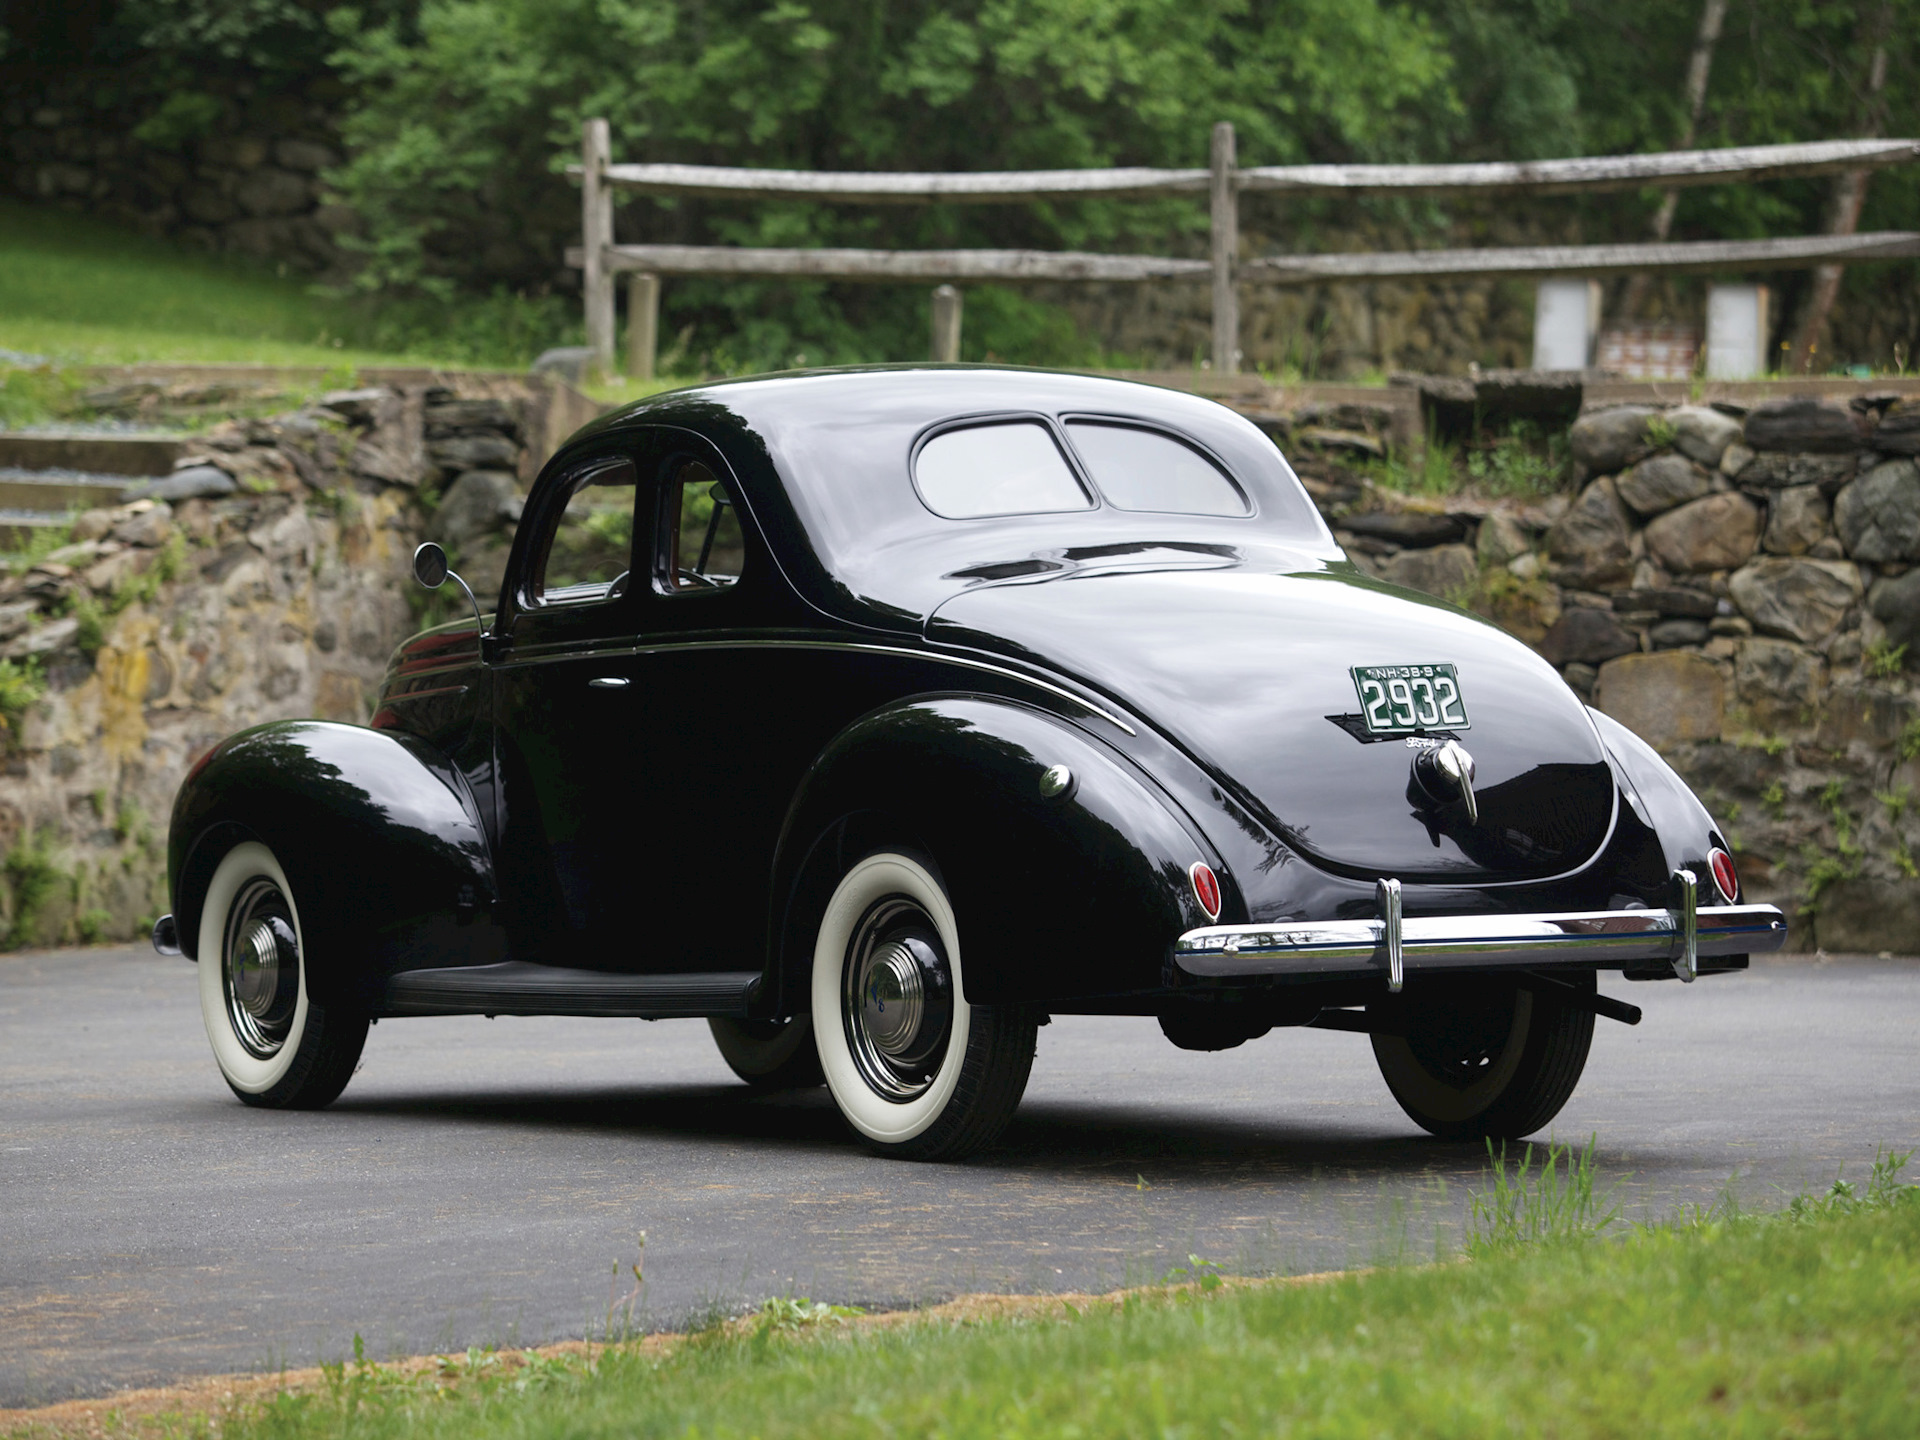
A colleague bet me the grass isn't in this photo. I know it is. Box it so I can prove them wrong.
[0,202,577,370]
[21,1147,1913,1440]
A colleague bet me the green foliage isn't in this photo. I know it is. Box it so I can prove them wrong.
[753,1296,866,1338]
[0,516,76,566]
[0,657,46,749]
[0,363,89,428]
[1903,717,1920,764]
[1799,849,1855,915]
[1365,433,1461,496]
[1463,421,1567,497]
[1762,780,1787,819]
[1785,1148,1916,1222]
[1865,640,1909,679]
[323,0,1457,367]
[63,591,108,659]
[129,90,227,149]
[1644,414,1678,450]
[1465,1135,1618,1255]
[1161,1253,1225,1292]
[3,829,64,948]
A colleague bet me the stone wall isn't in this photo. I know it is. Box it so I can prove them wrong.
[1304,392,1920,952]
[4,69,351,273]
[0,383,532,948]
[4,373,1915,953]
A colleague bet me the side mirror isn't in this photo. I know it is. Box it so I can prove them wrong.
[412,542,450,589]
[409,541,486,646]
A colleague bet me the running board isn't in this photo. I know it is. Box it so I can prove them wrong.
[381,963,760,1019]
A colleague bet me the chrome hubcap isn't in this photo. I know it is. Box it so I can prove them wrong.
[843,898,953,1102]
[222,878,299,1059]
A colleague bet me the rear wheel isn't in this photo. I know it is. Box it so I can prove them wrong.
[1371,976,1594,1141]
[812,850,1035,1161]
[708,1015,825,1090]
[198,841,367,1110]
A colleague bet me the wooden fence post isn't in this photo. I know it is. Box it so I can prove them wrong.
[1210,121,1239,375]
[930,284,963,361]
[627,272,660,380]
[582,118,615,377]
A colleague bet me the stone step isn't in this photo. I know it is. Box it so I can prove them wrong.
[0,433,185,477]
[0,468,139,512]
[0,509,75,550]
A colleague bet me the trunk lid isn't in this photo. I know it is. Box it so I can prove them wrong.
[928,555,1616,883]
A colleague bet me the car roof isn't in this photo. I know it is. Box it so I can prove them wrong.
[569,365,1338,630]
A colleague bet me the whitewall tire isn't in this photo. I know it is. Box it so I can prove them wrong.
[198,841,367,1109]
[811,850,1035,1161]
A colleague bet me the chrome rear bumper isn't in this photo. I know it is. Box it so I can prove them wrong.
[1175,891,1786,987]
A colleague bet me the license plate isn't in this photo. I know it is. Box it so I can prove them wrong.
[1351,663,1470,735]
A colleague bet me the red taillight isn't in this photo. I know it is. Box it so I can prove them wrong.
[1189,862,1222,922]
[1708,847,1739,904]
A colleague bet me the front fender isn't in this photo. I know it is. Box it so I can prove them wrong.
[169,721,500,1006]
[765,696,1230,1013]
[1588,707,1732,900]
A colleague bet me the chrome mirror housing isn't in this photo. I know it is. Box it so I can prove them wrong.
[411,542,450,590]
[409,542,485,642]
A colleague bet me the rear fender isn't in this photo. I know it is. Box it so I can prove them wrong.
[1588,707,1731,901]
[169,721,500,1007]
[765,697,1230,1014]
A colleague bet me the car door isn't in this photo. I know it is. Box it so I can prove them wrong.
[490,451,653,971]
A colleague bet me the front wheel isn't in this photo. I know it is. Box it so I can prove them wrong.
[1371,976,1594,1141]
[811,850,1035,1161]
[198,841,367,1109]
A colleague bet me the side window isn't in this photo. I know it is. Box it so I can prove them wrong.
[661,460,745,592]
[533,460,636,603]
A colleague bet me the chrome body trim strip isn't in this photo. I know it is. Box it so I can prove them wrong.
[384,684,470,703]
[1174,902,1786,979]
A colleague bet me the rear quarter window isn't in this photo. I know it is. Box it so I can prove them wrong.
[914,421,1093,519]
[1064,420,1249,516]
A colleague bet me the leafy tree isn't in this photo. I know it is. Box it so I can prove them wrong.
[324,0,1458,366]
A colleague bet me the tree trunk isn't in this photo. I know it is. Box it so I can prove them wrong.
[1784,6,1894,374]
[1618,0,1728,319]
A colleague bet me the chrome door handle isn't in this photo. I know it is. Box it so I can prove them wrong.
[588,676,630,689]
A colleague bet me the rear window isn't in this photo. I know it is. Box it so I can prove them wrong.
[1064,421,1249,516]
[914,422,1092,518]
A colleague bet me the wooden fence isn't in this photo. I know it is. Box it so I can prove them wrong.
[570,122,1920,379]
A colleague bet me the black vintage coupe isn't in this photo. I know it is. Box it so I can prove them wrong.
[159,367,1785,1160]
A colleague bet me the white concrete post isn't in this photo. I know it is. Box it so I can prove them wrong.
[627,272,659,380]
[930,285,963,362]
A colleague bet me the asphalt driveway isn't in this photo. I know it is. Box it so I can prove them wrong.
[2,945,1915,1406]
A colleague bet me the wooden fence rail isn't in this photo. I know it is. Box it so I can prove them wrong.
[571,121,1920,379]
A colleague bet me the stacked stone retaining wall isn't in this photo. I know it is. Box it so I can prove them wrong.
[1301,390,1920,952]
[1,375,1915,952]
[0,379,535,947]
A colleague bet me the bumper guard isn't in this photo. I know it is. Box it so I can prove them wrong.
[1175,870,1786,987]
